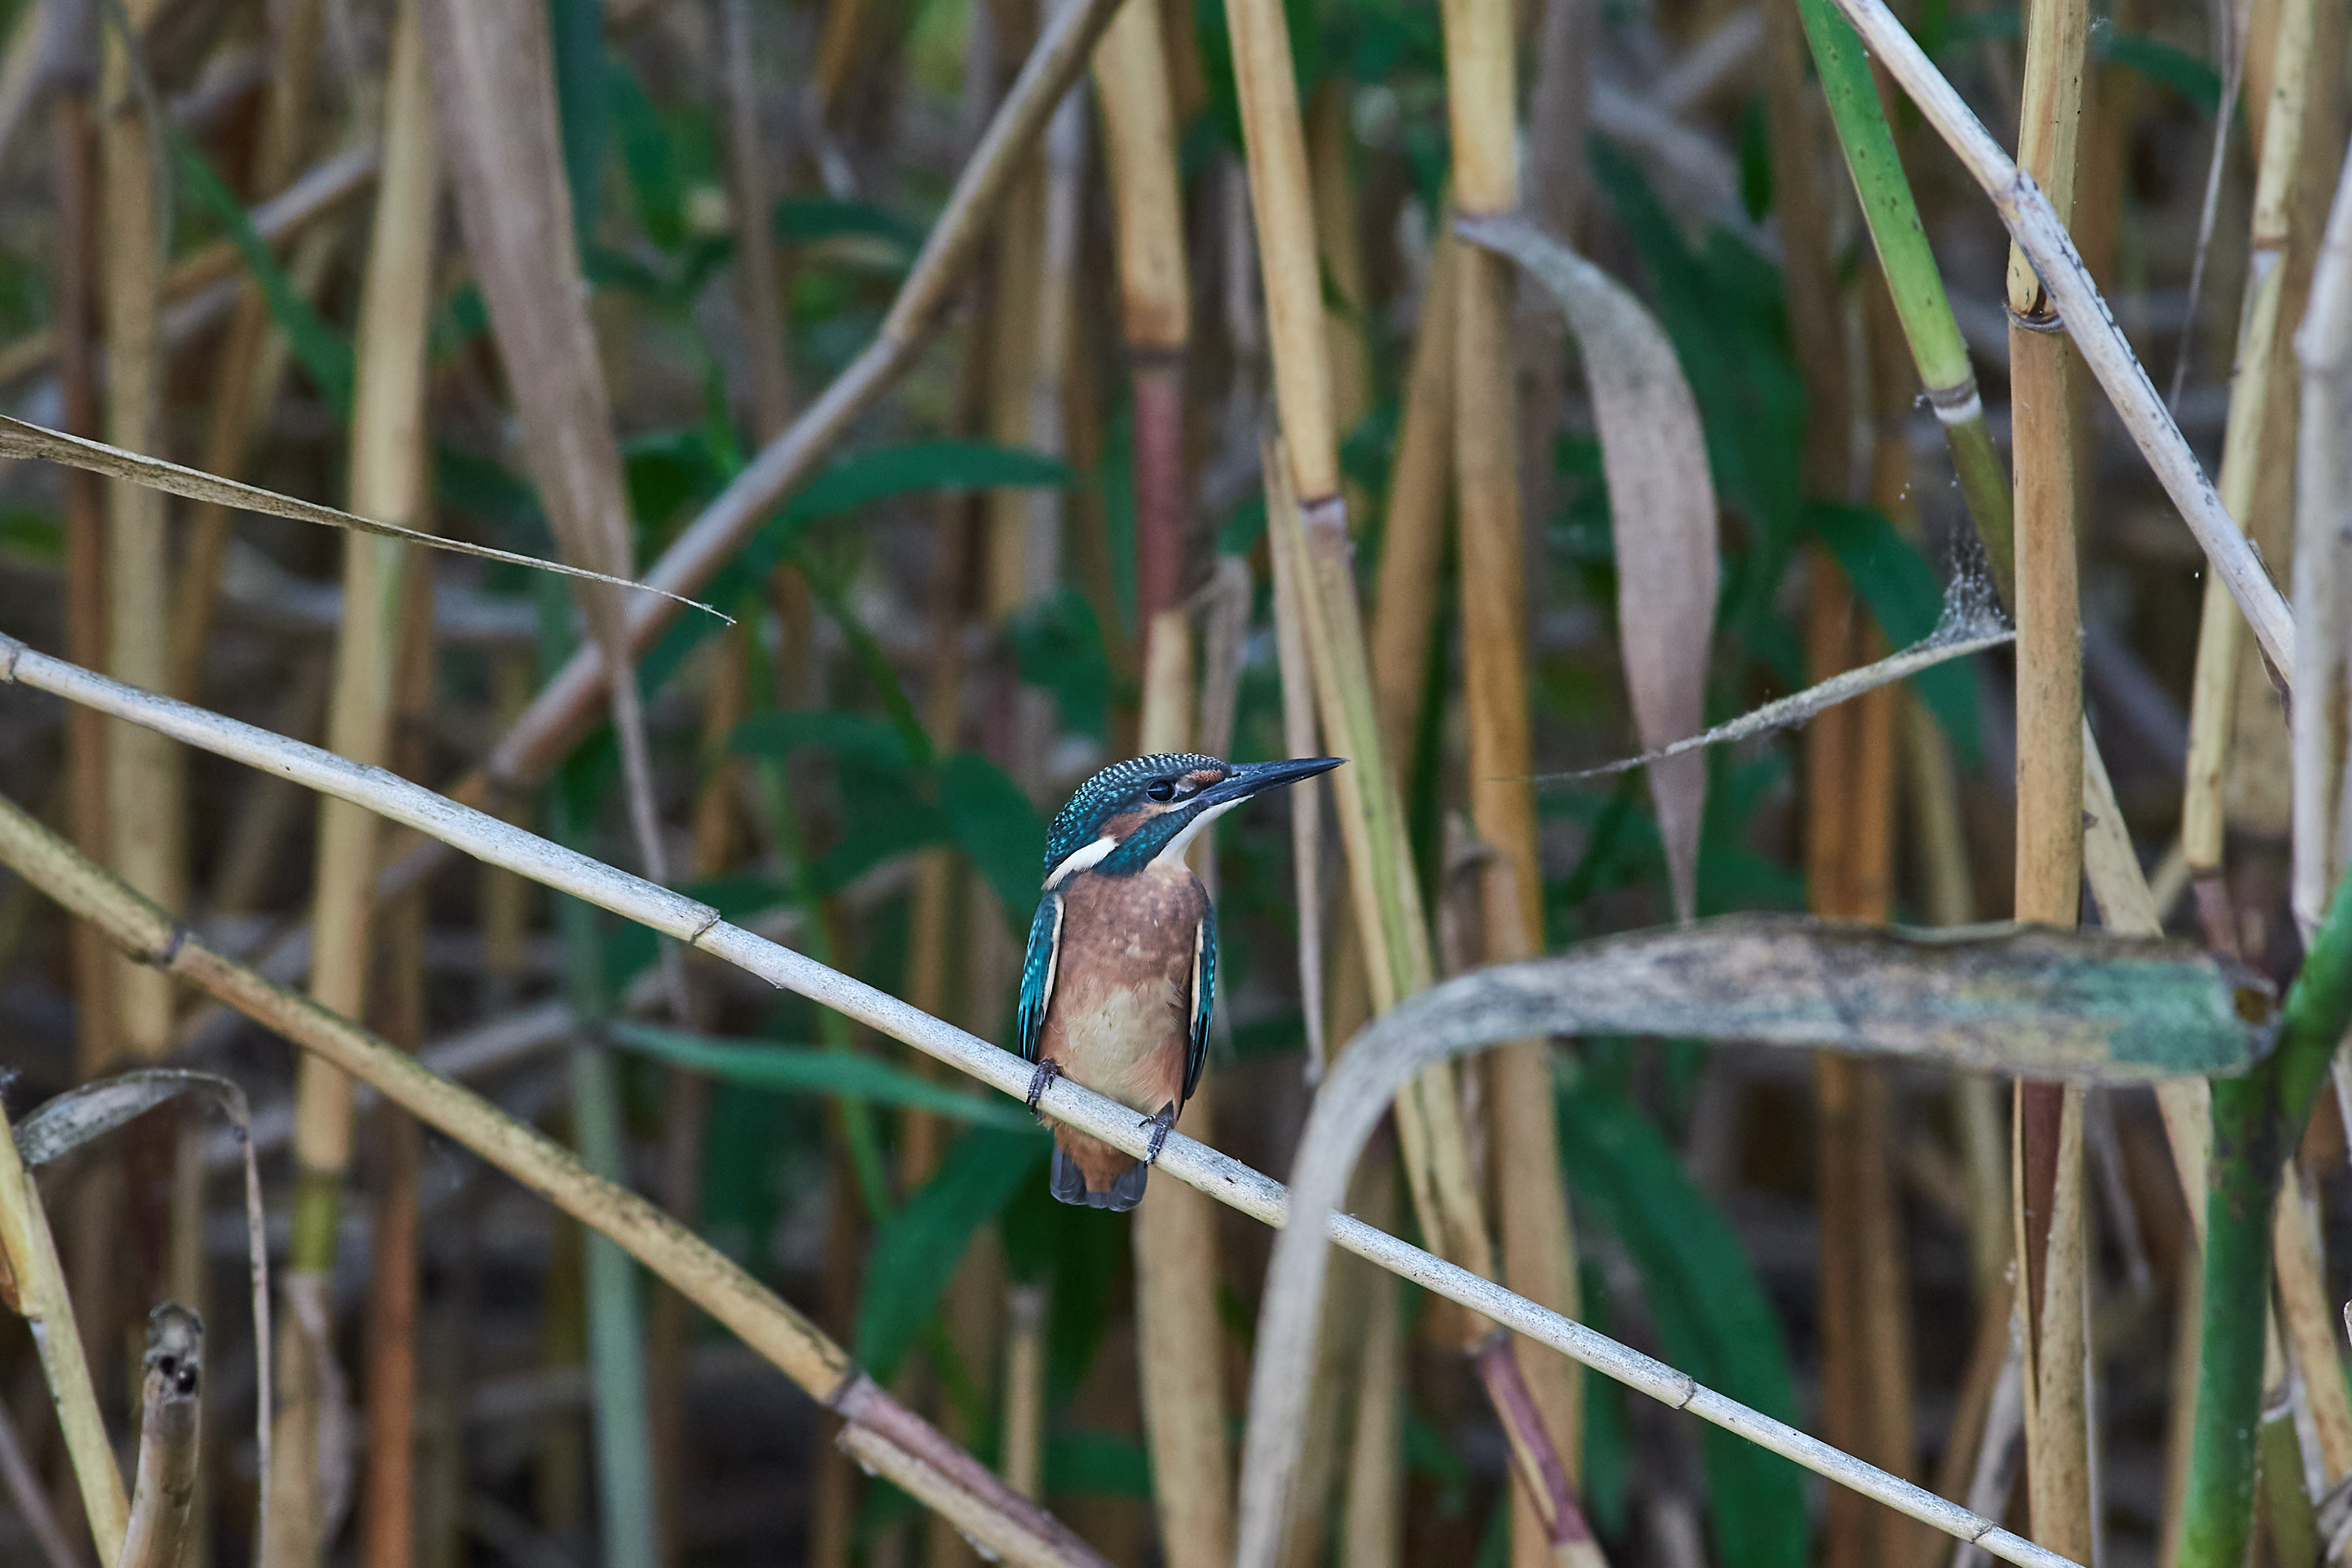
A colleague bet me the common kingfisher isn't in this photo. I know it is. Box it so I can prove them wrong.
[1018,751,1344,1210]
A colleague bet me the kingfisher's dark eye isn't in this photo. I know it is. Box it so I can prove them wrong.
[1145,780,1177,803]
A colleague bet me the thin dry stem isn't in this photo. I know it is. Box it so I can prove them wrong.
[2180,0,2318,884]
[120,1307,203,1568]
[293,0,438,1221]
[0,1091,128,1561]
[99,0,181,1059]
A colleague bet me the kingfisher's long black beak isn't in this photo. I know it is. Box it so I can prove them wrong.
[1197,756,1345,811]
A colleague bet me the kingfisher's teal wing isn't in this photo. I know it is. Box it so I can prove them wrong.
[1016,890,1064,1065]
[1184,902,1215,1105]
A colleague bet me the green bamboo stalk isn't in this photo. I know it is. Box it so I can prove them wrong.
[545,685,660,1568]
[1793,0,2015,606]
[2179,1072,2281,1568]
[2179,863,2352,1568]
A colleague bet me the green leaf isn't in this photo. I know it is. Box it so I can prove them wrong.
[605,1024,1037,1129]
[1000,1178,1127,1397]
[784,442,1074,522]
[170,133,354,416]
[731,710,917,771]
[0,506,62,565]
[1556,1085,1809,1568]
[941,752,1050,927]
[1010,589,1114,742]
[855,1127,1049,1381]
[774,196,927,259]
[2096,26,2221,113]
[1803,502,1985,769]
[1045,1432,1153,1499]
[1403,1411,1471,1517]
[548,0,608,248]
[608,55,685,250]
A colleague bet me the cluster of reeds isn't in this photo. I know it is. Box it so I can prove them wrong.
[0,0,2347,1567]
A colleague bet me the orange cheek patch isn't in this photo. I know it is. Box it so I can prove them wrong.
[1098,807,1164,840]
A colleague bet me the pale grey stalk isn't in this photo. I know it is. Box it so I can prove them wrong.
[0,635,2117,1568]
[2290,137,2352,939]
[1824,0,2295,679]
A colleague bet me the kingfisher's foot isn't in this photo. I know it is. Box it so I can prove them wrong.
[1025,1059,1062,1113]
[1142,1103,1178,1165]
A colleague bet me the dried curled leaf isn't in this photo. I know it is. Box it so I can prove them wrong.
[13,1069,272,1561]
[1461,212,1716,922]
[1232,913,2272,1568]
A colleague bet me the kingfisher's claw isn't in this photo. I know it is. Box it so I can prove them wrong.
[1025,1059,1061,1113]
[1142,1105,1177,1165]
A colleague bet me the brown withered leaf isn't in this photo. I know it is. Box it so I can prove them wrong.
[1461,212,1717,923]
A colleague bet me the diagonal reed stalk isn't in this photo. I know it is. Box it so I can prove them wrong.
[420,0,686,1035]
[0,634,2095,1568]
[1819,0,2294,680]
[1799,0,2219,1292]
[186,0,1135,1018]
[0,1086,128,1563]
[0,783,1109,1568]
[1225,0,1493,1314]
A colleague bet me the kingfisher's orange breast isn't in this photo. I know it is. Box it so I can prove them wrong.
[1037,866,1206,1116]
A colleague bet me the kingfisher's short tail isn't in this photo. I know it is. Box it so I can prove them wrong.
[1050,1137,1149,1211]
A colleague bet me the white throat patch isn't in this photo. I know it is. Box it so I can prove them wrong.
[1152,796,1242,871]
[1044,835,1118,888]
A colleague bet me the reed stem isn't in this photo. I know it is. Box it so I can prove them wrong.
[1091,0,1190,627]
[0,1091,127,1561]
[167,0,325,697]
[2179,0,2318,910]
[2004,0,2093,1553]
[101,0,182,1060]
[1368,231,1455,769]
[47,43,117,1081]
[120,1307,203,1568]
[1132,607,1234,1568]
[1794,0,2014,595]
[1440,0,1581,1513]
[291,0,439,1273]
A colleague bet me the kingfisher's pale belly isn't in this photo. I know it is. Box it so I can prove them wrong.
[1044,973,1186,1113]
